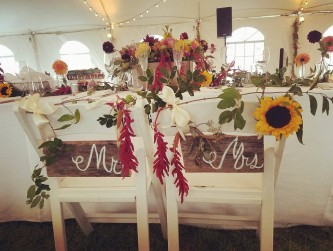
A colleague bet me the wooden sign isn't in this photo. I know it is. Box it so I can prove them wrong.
[46,140,126,177]
[181,134,264,173]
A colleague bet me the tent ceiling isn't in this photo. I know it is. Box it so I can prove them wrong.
[1,0,333,36]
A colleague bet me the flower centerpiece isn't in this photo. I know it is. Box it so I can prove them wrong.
[102,25,216,91]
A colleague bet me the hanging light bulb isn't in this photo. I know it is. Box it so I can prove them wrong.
[107,33,112,39]
[299,16,305,23]
[155,4,158,7]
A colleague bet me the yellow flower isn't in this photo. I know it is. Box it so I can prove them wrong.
[0,82,13,97]
[294,53,310,67]
[135,42,151,58]
[173,39,186,53]
[253,96,303,140]
[200,71,213,87]
[52,60,68,75]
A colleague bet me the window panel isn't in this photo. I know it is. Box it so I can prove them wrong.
[226,27,265,71]
[60,41,94,70]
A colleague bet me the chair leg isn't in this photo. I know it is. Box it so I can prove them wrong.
[151,175,168,239]
[67,202,93,236]
[136,150,150,251]
[166,175,180,251]
[260,149,275,251]
[50,197,67,251]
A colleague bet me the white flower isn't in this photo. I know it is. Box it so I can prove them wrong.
[161,86,190,128]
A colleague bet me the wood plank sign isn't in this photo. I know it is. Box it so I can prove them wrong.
[46,140,126,177]
[181,134,264,173]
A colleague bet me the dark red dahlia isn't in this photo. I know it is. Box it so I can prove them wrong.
[121,53,131,61]
[180,32,189,40]
[143,35,158,47]
[103,41,115,54]
[307,30,322,43]
[200,39,208,52]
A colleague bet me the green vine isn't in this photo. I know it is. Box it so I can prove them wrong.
[27,138,71,209]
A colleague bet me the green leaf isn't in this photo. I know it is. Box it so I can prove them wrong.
[218,88,241,100]
[234,111,246,130]
[31,195,41,208]
[219,110,233,125]
[158,77,168,84]
[146,68,153,78]
[270,74,282,85]
[54,124,71,130]
[124,94,135,104]
[186,70,192,81]
[250,76,265,87]
[138,76,147,82]
[57,114,74,122]
[195,75,205,83]
[27,185,36,199]
[74,109,80,124]
[159,67,170,78]
[288,85,303,96]
[170,66,177,79]
[322,96,330,115]
[296,123,304,144]
[217,98,236,109]
[39,198,45,209]
[144,104,151,115]
[308,95,317,116]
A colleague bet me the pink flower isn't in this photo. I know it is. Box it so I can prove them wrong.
[322,36,333,52]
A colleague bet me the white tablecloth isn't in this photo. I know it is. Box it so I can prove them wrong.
[2,87,333,228]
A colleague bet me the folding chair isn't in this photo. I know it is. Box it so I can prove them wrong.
[153,99,286,251]
[13,97,151,251]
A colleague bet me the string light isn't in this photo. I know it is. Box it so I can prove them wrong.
[82,0,109,27]
[82,0,168,29]
[113,0,168,28]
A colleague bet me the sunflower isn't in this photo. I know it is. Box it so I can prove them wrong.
[253,96,303,140]
[200,70,213,87]
[322,36,333,52]
[294,53,310,67]
[52,60,68,75]
[0,82,13,97]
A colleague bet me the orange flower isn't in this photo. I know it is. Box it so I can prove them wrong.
[0,82,13,97]
[294,53,310,67]
[52,60,68,75]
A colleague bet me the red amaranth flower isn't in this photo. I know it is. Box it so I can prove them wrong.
[152,123,170,184]
[307,30,322,43]
[170,149,189,203]
[170,134,189,203]
[103,41,115,54]
[118,108,138,177]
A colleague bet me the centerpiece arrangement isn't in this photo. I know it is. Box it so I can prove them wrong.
[103,25,216,91]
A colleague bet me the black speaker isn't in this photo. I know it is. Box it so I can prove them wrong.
[216,7,232,38]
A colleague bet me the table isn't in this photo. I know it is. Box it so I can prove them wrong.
[2,87,333,228]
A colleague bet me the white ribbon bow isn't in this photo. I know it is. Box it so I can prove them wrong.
[18,93,58,128]
[161,86,190,129]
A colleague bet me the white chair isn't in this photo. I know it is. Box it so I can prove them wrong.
[13,100,151,251]
[153,99,286,251]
